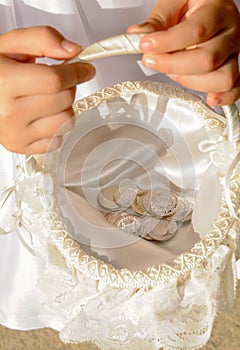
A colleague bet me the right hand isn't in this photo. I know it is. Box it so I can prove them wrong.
[128,0,240,106]
[0,26,95,154]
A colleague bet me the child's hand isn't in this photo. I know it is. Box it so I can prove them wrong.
[128,0,240,106]
[0,26,95,154]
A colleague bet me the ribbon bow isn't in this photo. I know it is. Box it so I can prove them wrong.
[0,155,54,254]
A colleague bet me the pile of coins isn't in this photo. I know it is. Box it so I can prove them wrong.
[97,185,193,242]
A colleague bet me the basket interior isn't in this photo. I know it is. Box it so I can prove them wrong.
[52,85,224,271]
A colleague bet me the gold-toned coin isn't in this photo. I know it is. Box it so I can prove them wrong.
[148,219,178,241]
[114,186,140,208]
[98,186,120,210]
[142,190,178,217]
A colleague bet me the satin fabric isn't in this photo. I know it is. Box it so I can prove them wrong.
[56,94,208,270]
[0,0,239,331]
[0,0,160,331]
[75,33,146,62]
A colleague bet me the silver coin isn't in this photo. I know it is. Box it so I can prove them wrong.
[114,186,140,208]
[168,220,179,234]
[164,193,179,217]
[105,211,129,225]
[173,199,193,222]
[105,211,142,235]
[184,195,195,206]
[98,186,120,210]
[143,234,155,241]
[115,213,143,235]
[184,210,193,222]
[142,190,178,217]
[132,192,149,216]
[140,216,160,238]
[148,219,178,241]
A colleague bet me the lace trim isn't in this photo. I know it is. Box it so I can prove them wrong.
[39,242,235,349]
[74,81,226,127]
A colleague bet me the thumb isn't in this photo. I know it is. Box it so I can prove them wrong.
[127,0,184,33]
[0,26,82,60]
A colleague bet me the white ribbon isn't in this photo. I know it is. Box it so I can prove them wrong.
[67,33,145,63]
[0,181,36,255]
[0,155,45,254]
[198,136,240,222]
[224,151,240,222]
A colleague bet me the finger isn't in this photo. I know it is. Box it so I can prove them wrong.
[140,4,229,54]
[5,60,95,96]
[127,0,184,34]
[207,74,240,106]
[2,53,35,63]
[134,0,186,30]
[142,33,239,75]
[28,108,75,141]
[166,56,239,93]
[25,136,63,154]
[0,26,81,60]
[16,88,76,123]
[127,22,157,34]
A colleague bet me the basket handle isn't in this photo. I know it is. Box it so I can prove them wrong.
[68,33,240,144]
[222,104,240,145]
[22,33,240,156]
[66,33,145,64]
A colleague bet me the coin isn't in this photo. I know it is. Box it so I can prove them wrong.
[114,186,140,208]
[143,234,155,241]
[115,213,143,235]
[131,192,149,216]
[184,195,195,206]
[105,211,129,225]
[164,194,179,217]
[142,190,178,217]
[105,211,143,236]
[98,186,120,210]
[148,219,178,241]
[140,216,160,238]
[173,198,193,222]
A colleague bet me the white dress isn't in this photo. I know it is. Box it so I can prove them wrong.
[0,0,239,335]
[0,0,165,331]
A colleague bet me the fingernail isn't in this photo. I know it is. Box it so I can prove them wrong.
[207,96,223,106]
[127,24,140,33]
[139,23,156,31]
[141,39,154,52]
[61,39,80,52]
[128,23,155,34]
[144,56,156,68]
[167,74,178,81]
[87,65,96,80]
